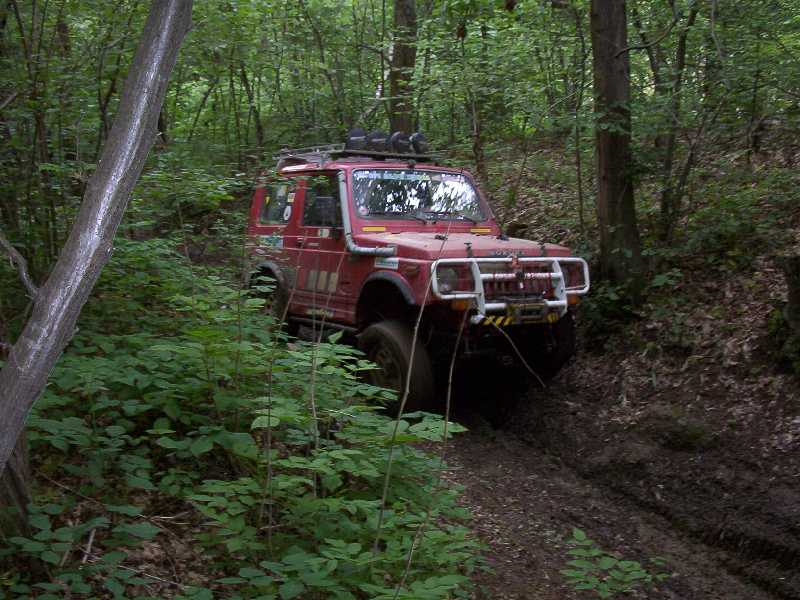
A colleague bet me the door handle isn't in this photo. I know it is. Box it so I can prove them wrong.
[295,239,304,247]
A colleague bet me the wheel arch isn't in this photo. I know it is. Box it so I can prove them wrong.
[357,272,416,327]
[249,259,289,289]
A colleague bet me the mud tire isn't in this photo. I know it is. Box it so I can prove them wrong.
[513,313,576,381]
[252,271,296,336]
[537,312,576,380]
[358,320,435,412]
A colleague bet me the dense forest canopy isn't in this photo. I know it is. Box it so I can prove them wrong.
[2,0,798,280]
[2,0,800,598]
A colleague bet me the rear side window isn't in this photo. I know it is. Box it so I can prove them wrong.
[259,182,296,224]
[303,175,342,227]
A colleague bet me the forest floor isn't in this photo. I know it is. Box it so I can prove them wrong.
[433,151,800,599]
[442,342,799,599]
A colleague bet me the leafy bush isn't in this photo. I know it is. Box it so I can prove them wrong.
[127,152,245,233]
[561,528,669,598]
[684,167,790,266]
[2,239,480,599]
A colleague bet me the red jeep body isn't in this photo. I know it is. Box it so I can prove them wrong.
[247,148,590,406]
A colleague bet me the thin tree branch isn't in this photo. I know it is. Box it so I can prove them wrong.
[0,91,18,113]
[0,230,38,300]
[614,10,680,58]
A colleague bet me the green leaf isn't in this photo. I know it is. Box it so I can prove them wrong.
[106,504,142,516]
[40,503,65,515]
[126,473,155,490]
[597,556,618,570]
[105,578,124,597]
[251,415,280,429]
[279,580,305,599]
[114,521,160,540]
[29,514,52,531]
[190,436,215,457]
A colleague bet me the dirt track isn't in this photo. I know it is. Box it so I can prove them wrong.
[444,363,799,600]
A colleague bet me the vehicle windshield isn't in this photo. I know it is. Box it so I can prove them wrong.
[352,169,487,222]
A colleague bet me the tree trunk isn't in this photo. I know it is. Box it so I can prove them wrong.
[657,5,699,242]
[779,256,800,336]
[590,0,643,287]
[389,0,416,133]
[0,433,30,536]
[0,0,192,480]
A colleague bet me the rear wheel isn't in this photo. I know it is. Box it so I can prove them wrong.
[252,271,296,336]
[358,320,435,412]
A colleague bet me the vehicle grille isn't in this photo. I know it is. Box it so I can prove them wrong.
[480,265,556,301]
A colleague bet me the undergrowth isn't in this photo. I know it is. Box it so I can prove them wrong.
[0,238,480,599]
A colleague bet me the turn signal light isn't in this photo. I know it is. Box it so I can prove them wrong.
[451,299,471,311]
[568,294,581,306]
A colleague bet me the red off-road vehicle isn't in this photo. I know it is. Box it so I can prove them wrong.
[247,132,590,407]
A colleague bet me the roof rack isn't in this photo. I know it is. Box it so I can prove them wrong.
[274,143,435,170]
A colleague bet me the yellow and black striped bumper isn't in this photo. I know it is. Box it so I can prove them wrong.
[476,312,560,327]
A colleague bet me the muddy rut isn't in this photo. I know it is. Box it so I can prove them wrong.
[442,367,799,600]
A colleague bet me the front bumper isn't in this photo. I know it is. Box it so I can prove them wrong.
[430,256,590,325]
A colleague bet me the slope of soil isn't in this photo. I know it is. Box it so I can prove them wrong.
[444,422,777,599]
[448,149,800,598]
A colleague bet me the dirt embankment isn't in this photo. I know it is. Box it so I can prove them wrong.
[444,252,800,598]
[510,347,800,598]
[445,268,800,599]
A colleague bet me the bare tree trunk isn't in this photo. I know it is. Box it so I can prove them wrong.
[573,6,587,236]
[0,433,30,535]
[657,5,699,242]
[0,0,192,482]
[779,257,800,335]
[239,61,265,156]
[389,0,416,133]
[590,0,643,287]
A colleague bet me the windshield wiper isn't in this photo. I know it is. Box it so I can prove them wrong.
[455,212,479,224]
[367,210,427,223]
[421,210,480,224]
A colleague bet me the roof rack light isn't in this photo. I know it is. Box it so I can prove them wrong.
[275,128,436,170]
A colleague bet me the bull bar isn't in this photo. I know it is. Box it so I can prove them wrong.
[430,257,591,325]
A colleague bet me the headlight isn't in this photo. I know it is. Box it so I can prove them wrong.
[437,266,473,293]
[437,267,459,293]
[561,262,586,290]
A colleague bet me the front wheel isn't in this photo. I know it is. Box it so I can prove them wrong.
[512,313,576,381]
[358,320,435,412]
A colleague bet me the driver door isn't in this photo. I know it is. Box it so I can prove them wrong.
[294,174,348,323]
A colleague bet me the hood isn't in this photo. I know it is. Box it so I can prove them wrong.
[354,231,571,260]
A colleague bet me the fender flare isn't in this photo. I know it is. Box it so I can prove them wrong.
[359,271,416,306]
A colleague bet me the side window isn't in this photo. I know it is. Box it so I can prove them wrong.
[302,175,342,227]
[259,181,296,224]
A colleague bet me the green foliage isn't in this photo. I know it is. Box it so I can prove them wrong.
[579,282,638,345]
[561,528,669,598]
[128,153,245,233]
[5,239,479,598]
[684,167,791,267]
